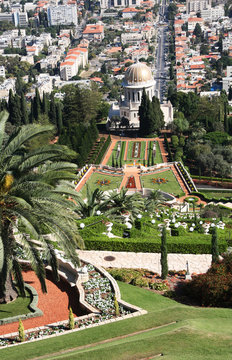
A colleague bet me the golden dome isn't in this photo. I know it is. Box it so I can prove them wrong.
[125,62,153,84]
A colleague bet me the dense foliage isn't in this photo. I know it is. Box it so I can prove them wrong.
[182,254,232,307]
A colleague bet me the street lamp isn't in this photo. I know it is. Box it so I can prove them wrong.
[80,223,85,229]
[96,210,101,216]
[137,214,142,219]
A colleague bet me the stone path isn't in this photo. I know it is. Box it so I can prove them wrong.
[119,167,141,191]
[78,250,212,275]
[0,271,82,336]
[156,138,168,163]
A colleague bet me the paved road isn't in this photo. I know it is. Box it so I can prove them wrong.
[154,0,168,102]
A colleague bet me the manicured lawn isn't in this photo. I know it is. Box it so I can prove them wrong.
[141,170,182,196]
[0,288,31,320]
[79,172,123,198]
[154,141,163,164]
[2,282,232,360]
[107,141,126,166]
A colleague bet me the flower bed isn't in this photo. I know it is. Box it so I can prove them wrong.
[126,176,136,189]
[96,179,111,186]
[0,263,133,348]
[152,177,168,184]
[132,142,141,159]
[175,162,196,192]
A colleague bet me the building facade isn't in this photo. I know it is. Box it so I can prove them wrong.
[47,5,78,26]
[119,62,156,127]
[186,0,211,14]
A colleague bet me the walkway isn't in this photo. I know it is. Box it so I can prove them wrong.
[119,166,141,191]
[0,271,83,336]
[156,138,168,163]
[171,164,189,196]
[78,250,212,275]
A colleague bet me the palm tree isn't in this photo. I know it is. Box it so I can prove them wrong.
[75,185,107,218]
[0,111,84,303]
[144,190,166,213]
[105,188,144,221]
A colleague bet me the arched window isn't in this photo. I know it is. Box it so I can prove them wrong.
[138,92,140,101]
[132,92,135,102]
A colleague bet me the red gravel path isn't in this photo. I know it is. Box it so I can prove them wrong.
[0,271,83,336]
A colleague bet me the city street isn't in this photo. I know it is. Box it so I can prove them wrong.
[154,0,169,102]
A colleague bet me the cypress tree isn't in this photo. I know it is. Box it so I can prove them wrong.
[42,92,49,114]
[56,102,63,135]
[20,93,29,124]
[68,307,75,330]
[15,75,24,95]
[29,98,34,123]
[33,88,41,120]
[161,226,168,279]
[152,96,164,133]
[211,227,219,264]
[49,94,57,125]
[112,155,115,167]
[18,319,25,342]
[9,93,21,125]
[138,88,149,136]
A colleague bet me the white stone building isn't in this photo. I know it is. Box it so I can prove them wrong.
[119,62,156,127]
[186,0,211,14]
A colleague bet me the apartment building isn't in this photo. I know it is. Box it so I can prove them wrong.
[186,0,211,14]
[82,24,104,42]
[47,5,78,26]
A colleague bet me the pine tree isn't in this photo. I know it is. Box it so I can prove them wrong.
[18,319,25,342]
[20,93,29,124]
[211,227,219,264]
[161,226,168,279]
[68,307,75,330]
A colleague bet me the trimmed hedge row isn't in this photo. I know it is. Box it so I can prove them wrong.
[191,191,232,203]
[95,135,111,164]
[192,175,232,183]
[164,134,173,162]
[85,238,227,254]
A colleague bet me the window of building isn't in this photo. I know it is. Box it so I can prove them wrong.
[132,92,135,101]
[118,0,121,5]
[138,92,140,101]
[111,0,114,5]
[132,0,136,4]
[134,113,136,117]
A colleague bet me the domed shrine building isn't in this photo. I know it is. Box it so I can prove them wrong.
[108,61,173,129]
[120,62,156,128]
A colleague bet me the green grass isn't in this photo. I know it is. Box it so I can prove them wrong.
[141,170,182,196]
[79,172,123,198]
[2,282,232,360]
[0,288,31,320]
[154,141,163,164]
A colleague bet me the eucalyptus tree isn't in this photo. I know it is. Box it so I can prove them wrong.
[0,111,84,303]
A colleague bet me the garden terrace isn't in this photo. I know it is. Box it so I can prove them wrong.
[79,172,123,198]
[141,169,183,196]
[77,213,229,254]
[2,281,232,360]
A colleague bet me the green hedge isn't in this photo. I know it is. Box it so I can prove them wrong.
[192,175,232,183]
[85,238,227,254]
[164,134,173,162]
[191,191,232,203]
[95,135,111,164]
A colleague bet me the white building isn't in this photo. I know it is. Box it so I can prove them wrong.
[119,62,156,127]
[0,66,5,78]
[100,0,141,10]
[222,66,232,92]
[186,0,211,14]
[201,6,224,21]
[47,5,78,26]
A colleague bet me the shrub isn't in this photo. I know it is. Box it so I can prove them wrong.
[114,295,120,316]
[131,277,149,287]
[181,254,232,307]
[18,319,25,342]
[150,282,169,291]
[68,307,75,330]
